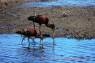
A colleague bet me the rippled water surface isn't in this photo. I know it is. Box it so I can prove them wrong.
[0,34,95,63]
[18,0,95,8]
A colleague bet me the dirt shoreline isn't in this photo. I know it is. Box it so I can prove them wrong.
[0,2,95,39]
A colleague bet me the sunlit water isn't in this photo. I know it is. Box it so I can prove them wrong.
[0,34,95,63]
[18,0,95,8]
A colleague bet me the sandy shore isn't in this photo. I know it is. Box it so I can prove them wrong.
[0,2,95,39]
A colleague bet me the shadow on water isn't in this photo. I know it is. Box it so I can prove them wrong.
[0,34,95,63]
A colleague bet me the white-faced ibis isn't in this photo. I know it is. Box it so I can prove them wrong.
[27,15,49,35]
[16,27,52,48]
[16,27,37,47]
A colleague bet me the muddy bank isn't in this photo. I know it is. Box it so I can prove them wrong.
[0,5,95,39]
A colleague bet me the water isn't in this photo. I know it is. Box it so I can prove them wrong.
[18,0,95,8]
[0,34,95,63]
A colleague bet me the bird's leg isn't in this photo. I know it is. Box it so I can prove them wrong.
[52,29,55,45]
[39,25,44,49]
[39,37,44,49]
[39,25,42,45]
[20,36,25,45]
[39,37,42,47]
[39,25,41,35]
[39,25,42,44]
[33,22,36,30]
[32,37,36,48]
[28,37,31,48]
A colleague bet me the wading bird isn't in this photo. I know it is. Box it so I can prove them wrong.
[16,27,37,47]
[27,15,49,34]
[16,27,52,48]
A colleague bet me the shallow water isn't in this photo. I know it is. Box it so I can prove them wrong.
[18,0,95,8]
[0,34,95,63]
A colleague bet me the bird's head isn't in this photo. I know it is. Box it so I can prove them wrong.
[27,16,36,21]
[47,24,55,30]
[15,29,25,34]
[16,30,22,34]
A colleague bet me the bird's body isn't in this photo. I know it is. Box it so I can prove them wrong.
[16,28,37,38]
[16,27,52,48]
[16,28,38,47]
[28,15,49,26]
[36,15,49,26]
